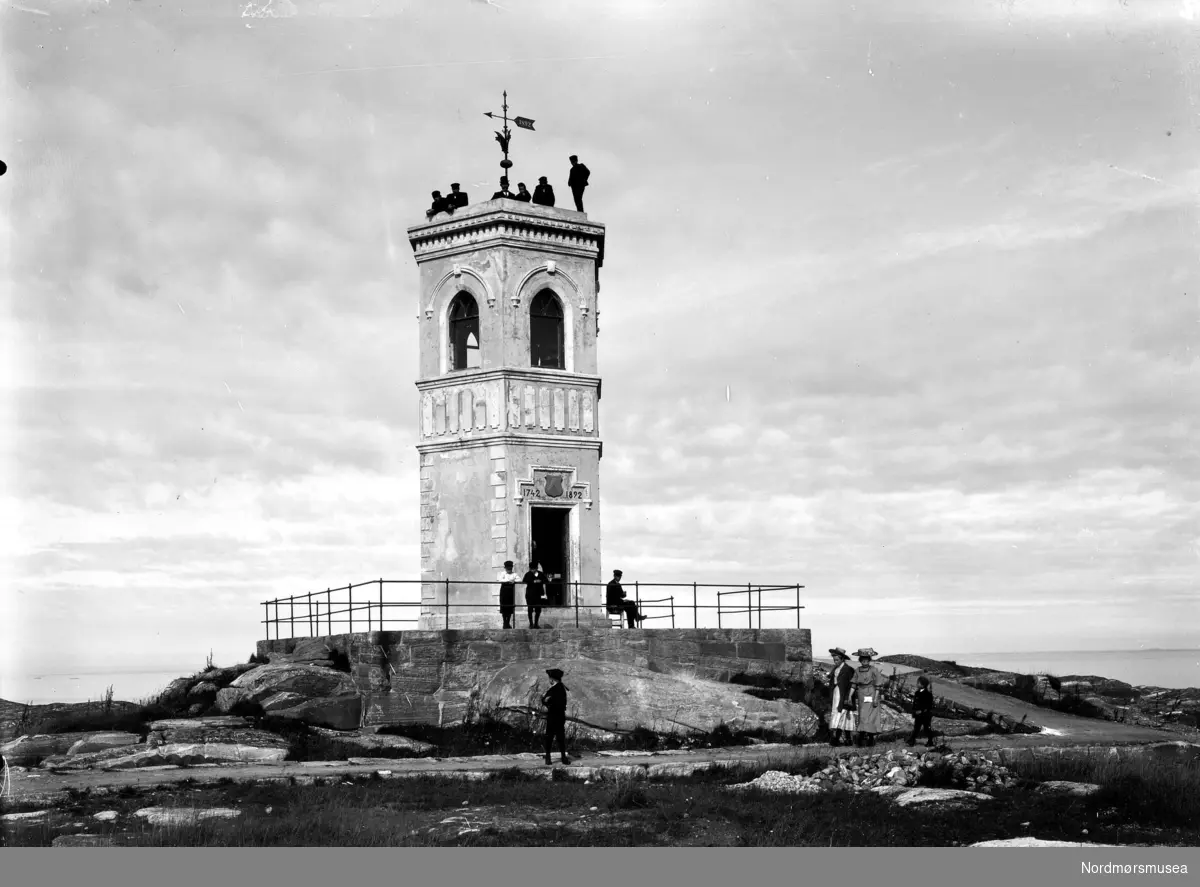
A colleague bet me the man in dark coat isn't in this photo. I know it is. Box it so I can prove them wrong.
[425,190,449,219]
[491,177,517,200]
[532,176,555,206]
[605,569,644,628]
[447,182,468,208]
[498,560,520,629]
[567,155,590,211]
[542,668,570,765]
[522,561,548,628]
[908,676,936,747]
[515,182,532,202]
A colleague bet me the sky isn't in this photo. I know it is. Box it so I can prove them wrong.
[2,0,1198,701]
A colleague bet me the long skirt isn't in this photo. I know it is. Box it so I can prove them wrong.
[829,687,857,731]
[856,696,883,734]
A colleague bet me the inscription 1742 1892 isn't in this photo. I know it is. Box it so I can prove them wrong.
[529,475,583,500]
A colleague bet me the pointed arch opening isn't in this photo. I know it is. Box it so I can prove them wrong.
[530,289,565,369]
[449,292,481,370]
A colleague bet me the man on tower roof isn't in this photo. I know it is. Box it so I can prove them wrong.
[567,155,590,212]
[491,177,517,200]
[447,183,468,208]
[426,190,449,219]
[532,176,555,207]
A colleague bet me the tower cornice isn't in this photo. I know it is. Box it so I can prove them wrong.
[415,367,602,393]
[408,200,605,268]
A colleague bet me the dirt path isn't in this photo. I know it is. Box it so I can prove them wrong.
[819,658,1172,743]
[8,728,1185,809]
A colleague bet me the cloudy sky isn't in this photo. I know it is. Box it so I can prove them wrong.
[3,0,1198,700]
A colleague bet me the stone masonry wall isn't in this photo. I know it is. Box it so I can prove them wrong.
[258,627,812,729]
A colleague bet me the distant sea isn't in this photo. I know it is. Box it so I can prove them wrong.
[2,670,190,706]
[923,649,1200,690]
[5,649,1200,706]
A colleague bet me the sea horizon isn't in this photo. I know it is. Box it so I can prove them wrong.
[4,647,1199,705]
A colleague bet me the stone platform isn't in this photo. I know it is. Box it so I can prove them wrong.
[258,627,812,729]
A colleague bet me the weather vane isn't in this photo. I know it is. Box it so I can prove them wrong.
[483,90,535,177]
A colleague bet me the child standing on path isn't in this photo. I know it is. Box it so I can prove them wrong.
[542,668,570,766]
[908,675,936,747]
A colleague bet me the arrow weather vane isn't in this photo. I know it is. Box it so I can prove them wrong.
[483,90,535,178]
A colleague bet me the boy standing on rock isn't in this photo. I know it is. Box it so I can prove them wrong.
[908,676,936,747]
[542,667,570,766]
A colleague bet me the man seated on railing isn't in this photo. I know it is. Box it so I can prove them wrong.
[605,569,646,628]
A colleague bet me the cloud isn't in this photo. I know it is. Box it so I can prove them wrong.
[4,3,1198,692]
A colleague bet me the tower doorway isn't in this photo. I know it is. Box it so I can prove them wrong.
[530,506,570,607]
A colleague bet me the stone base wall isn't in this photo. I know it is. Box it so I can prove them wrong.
[415,607,613,631]
[257,627,812,729]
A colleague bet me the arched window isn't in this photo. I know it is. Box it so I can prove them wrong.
[449,292,481,370]
[530,290,564,369]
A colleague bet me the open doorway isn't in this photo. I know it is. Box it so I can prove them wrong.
[530,506,569,607]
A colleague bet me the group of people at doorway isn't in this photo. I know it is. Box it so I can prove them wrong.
[497,564,648,629]
[497,560,553,628]
[425,155,592,219]
[827,647,937,748]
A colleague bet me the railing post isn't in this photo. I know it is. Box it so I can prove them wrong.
[379,578,384,632]
[308,596,314,637]
[263,601,269,641]
[445,578,450,631]
[349,582,353,635]
[747,583,752,629]
[670,595,675,629]
[717,590,722,630]
[289,596,295,638]
[327,588,332,637]
[757,587,762,630]
[796,584,800,629]
[574,581,579,628]
[693,582,698,630]
[634,580,639,608]
[274,599,280,640]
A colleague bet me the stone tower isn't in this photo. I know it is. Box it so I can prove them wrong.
[406,197,607,629]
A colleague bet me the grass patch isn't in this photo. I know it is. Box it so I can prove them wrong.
[6,749,1199,847]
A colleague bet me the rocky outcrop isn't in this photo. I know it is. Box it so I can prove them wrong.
[37,718,292,770]
[309,726,436,756]
[479,660,820,738]
[0,734,81,765]
[133,807,241,826]
[104,741,289,769]
[224,664,361,729]
[892,787,994,807]
[266,638,340,667]
[146,716,288,747]
[66,732,142,756]
[971,838,1122,847]
[1035,780,1102,796]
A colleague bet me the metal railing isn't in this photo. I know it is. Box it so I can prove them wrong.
[260,578,804,640]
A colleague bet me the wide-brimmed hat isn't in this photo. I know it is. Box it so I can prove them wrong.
[829,647,848,659]
[546,668,564,680]
[853,648,878,660]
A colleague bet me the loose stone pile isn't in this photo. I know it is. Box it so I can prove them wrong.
[730,749,1018,795]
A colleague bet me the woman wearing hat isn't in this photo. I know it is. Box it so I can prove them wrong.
[542,668,570,766]
[827,647,857,747]
[850,648,887,747]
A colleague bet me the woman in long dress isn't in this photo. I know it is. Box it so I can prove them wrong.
[851,647,887,747]
[827,647,857,746]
